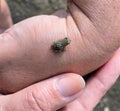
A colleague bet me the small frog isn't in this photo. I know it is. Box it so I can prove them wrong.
[52,37,71,53]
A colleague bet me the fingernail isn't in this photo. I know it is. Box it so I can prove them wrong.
[56,74,85,97]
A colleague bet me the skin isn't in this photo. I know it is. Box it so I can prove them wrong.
[0,0,119,111]
[0,48,119,111]
[0,0,119,95]
[0,0,12,32]
[62,49,120,111]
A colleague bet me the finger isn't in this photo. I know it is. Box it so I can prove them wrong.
[76,49,120,111]
[0,0,13,33]
[62,49,120,111]
[2,73,85,111]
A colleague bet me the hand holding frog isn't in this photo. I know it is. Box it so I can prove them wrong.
[0,0,120,111]
[0,0,119,93]
[0,48,119,111]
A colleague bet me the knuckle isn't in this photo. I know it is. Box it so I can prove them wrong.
[26,86,57,111]
[26,91,43,111]
[95,77,108,94]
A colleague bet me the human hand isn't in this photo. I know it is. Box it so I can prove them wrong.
[59,48,120,111]
[0,0,12,33]
[0,0,120,93]
[0,74,85,111]
[0,49,119,111]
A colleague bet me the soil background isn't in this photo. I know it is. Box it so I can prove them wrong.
[6,0,120,111]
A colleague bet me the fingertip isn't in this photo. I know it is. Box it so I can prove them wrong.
[55,73,85,98]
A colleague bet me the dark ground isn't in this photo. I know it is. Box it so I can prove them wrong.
[7,0,120,111]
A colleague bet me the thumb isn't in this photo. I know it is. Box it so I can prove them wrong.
[2,73,85,111]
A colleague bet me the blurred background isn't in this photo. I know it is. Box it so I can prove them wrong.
[6,0,120,111]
